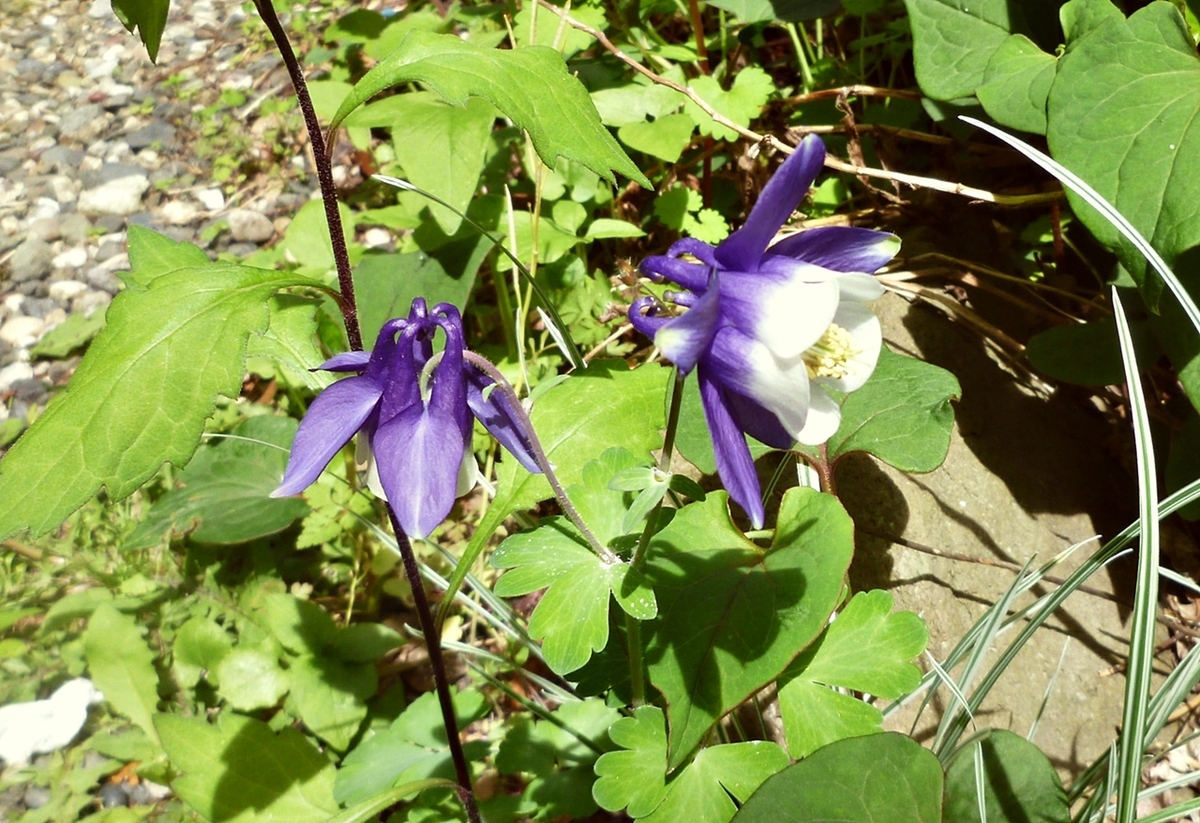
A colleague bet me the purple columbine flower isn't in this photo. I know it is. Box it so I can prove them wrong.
[272,299,540,539]
[629,135,898,528]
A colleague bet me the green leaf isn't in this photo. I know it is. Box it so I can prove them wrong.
[493,518,654,673]
[592,706,669,817]
[976,35,1056,134]
[331,623,404,662]
[825,346,961,473]
[594,707,788,823]
[451,362,670,617]
[29,310,106,359]
[684,68,775,142]
[0,262,312,540]
[567,447,647,546]
[284,654,375,751]
[731,733,943,823]
[903,0,1064,101]
[110,0,169,61]
[215,647,289,711]
[246,295,336,392]
[353,233,491,345]
[510,2,608,57]
[617,114,696,163]
[330,31,649,188]
[641,742,789,823]
[124,224,211,288]
[334,689,489,806]
[156,713,338,823]
[126,416,309,547]
[1047,1,1200,296]
[591,83,682,128]
[173,616,234,689]
[703,0,840,23]
[644,488,855,767]
[777,590,927,758]
[279,199,359,276]
[943,730,1069,823]
[1025,315,1158,386]
[385,93,496,235]
[84,604,161,745]
[263,592,337,655]
[584,217,646,240]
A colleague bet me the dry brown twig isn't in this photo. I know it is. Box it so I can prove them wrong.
[534,0,1064,207]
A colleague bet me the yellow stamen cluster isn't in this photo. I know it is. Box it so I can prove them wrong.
[803,323,858,379]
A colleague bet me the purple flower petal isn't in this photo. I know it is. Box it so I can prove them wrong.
[465,366,542,473]
[667,237,719,267]
[766,226,900,274]
[724,389,794,450]
[714,135,826,271]
[705,325,811,439]
[719,268,839,359]
[698,368,765,529]
[320,351,372,372]
[372,403,469,539]
[640,255,711,292]
[272,375,383,497]
[654,276,722,373]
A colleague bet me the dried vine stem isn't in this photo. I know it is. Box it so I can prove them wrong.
[534,0,1063,208]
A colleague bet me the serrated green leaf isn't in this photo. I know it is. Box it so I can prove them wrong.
[215,647,289,711]
[173,616,234,689]
[904,0,1065,101]
[617,113,696,163]
[386,93,496,235]
[943,730,1069,823]
[825,346,960,473]
[29,310,106,359]
[777,590,927,758]
[731,733,943,823]
[644,488,855,767]
[977,34,1056,134]
[1048,1,1200,297]
[684,68,775,142]
[592,706,669,817]
[285,654,375,751]
[126,416,309,548]
[0,263,312,540]
[84,604,161,744]
[497,697,618,776]
[510,2,607,57]
[330,31,649,188]
[110,0,169,62]
[703,0,839,23]
[156,713,338,823]
[124,224,211,288]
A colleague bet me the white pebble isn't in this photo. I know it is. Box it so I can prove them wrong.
[52,247,89,270]
[0,316,45,348]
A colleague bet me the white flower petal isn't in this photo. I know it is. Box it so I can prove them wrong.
[796,387,842,446]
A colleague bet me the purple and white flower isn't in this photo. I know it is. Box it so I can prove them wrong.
[272,299,540,539]
[629,135,898,527]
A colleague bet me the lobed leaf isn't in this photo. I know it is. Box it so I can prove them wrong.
[329,31,649,188]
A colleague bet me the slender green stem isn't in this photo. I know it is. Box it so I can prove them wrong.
[626,614,646,707]
[462,352,617,563]
[251,0,362,351]
[384,506,481,823]
[631,369,686,571]
[787,23,814,92]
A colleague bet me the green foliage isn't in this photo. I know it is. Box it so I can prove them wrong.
[329,31,650,188]
[84,604,162,745]
[29,310,107,359]
[126,416,309,548]
[777,590,927,758]
[156,713,339,822]
[110,0,169,61]
[703,0,840,23]
[943,730,1070,823]
[684,68,776,142]
[0,231,314,540]
[731,733,943,822]
[643,488,855,767]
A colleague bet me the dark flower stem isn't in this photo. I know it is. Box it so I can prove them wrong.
[463,352,617,564]
[251,0,363,351]
[385,505,482,823]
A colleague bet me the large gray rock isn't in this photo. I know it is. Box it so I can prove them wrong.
[843,293,1139,780]
[7,237,53,282]
[226,208,274,244]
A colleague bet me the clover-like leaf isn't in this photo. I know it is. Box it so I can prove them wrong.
[684,67,775,142]
[778,590,928,758]
[493,518,655,674]
[0,239,314,540]
[592,706,669,818]
[330,31,649,188]
[644,488,854,767]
